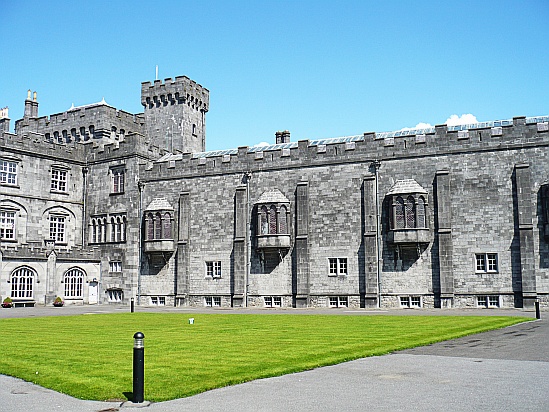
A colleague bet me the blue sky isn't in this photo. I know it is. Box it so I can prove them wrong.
[1,0,548,151]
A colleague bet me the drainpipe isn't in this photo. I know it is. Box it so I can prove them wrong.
[138,181,144,305]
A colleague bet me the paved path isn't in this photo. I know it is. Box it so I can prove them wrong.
[0,307,547,412]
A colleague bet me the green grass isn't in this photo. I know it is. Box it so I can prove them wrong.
[0,313,529,402]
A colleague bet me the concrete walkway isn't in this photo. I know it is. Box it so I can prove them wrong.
[0,306,547,412]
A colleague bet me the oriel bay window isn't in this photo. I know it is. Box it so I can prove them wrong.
[143,198,175,254]
[386,179,430,245]
[255,189,291,250]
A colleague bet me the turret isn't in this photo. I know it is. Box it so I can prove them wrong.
[141,76,209,154]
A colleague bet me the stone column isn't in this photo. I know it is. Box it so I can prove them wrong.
[515,163,537,308]
[232,185,247,307]
[294,181,309,308]
[362,175,378,308]
[435,170,454,308]
[176,192,190,303]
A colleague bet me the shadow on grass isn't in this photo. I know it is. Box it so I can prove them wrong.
[122,391,133,401]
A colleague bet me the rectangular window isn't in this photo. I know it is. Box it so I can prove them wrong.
[477,295,500,308]
[329,296,348,308]
[0,160,17,185]
[206,261,222,278]
[328,258,348,276]
[204,296,221,307]
[150,296,165,306]
[112,168,125,194]
[49,215,66,243]
[400,296,422,308]
[51,169,67,192]
[475,253,498,273]
[0,210,15,240]
[264,296,282,308]
[109,261,122,273]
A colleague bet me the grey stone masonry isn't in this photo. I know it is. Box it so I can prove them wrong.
[435,169,454,307]
[295,181,309,308]
[515,162,537,308]
[362,173,379,307]
[2,73,549,310]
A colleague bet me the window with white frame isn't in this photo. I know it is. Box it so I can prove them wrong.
[10,266,35,299]
[107,289,123,302]
[51,168,68,192]
[475,253,498,273]
[109,261,122,273]
[49,215,66,243]
[204,296,222,307]
[400,296,421,308]
[150,296,166,306]
[264,296,282,308]
[206,261,222,278]
[477,295,500,308]
[329,296,348,308]
[63,268,84,298]
[328,258,348,276]
[111,167,125,194]
[0,209,15,240]
[0,160,17,185]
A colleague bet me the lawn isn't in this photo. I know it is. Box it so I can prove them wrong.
[0,313,529,402]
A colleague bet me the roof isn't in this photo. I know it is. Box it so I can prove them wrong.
[155,115,549,162]
[386,179,428,196]
[255,189,290,204]
[67,98,112,112]
[145,198,174,211]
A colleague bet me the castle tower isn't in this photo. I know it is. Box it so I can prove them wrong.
[141,76,209,154]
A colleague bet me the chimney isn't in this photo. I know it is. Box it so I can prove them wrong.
[276,130,290,144]
[0,107,9,133]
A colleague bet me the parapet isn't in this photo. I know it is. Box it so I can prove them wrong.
[141,76,209,112]
[139,114,549,181]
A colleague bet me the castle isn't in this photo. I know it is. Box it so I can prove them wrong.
[1,75,548,310]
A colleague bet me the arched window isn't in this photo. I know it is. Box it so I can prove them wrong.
[394,196,405,229]
[269,206,277,234]
[279,205,288,234]
[91,219,97,243]
[100,218,107,243]
[154,212,162,239]
[146,213,154,240]
[63,268,84,298]
[260,206,268,235]
[110,217,116,242]
[120,216,126,242]
[162,212,172,239]
[405,196,416,228]
[11,267,35,298]
[417,196,426,228]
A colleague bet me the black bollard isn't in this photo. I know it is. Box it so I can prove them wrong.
[535,301,541,320]
[131,297,135,313]
[133,332,145,403]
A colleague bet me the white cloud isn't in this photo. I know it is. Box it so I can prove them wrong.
[400,122,434,131]
[444,114,478,126]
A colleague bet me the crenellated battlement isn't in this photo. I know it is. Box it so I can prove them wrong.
[141,76,209,113]
[14,102,145,144]
[140,115,549,181]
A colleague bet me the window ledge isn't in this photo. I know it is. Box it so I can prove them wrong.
[50,190,69,195]
[110,191,125,196]
[387,228,430,244]
[256,234,291,249]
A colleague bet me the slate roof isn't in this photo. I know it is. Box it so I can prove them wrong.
[386,179,428,196]
[145,197,174,211]
[255,189,290,204]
